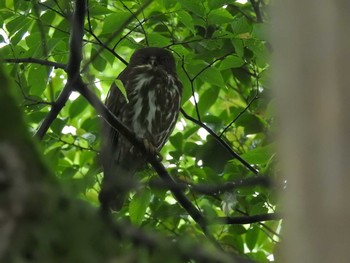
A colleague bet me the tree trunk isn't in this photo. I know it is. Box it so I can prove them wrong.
[272,1,350,262]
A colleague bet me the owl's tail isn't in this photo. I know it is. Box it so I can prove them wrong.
[99,161,139,211]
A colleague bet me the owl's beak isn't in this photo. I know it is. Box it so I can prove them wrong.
[149,56,156,67]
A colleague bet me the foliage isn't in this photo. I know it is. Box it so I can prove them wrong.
[0,0,280,262]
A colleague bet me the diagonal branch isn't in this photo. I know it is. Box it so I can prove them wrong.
[82,0,153,72]
[86,1,128,65]
[180,108,259,174]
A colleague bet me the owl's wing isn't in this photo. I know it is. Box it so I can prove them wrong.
[104,66,132,148]
[104,82,123,150]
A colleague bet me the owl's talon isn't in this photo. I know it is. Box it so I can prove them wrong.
[156,152,163,162]
[143,139,157,156]
[142,139,163,161]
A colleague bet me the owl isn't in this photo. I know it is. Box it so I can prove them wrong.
[99,47,182,211]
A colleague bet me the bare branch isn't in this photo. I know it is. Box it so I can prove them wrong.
[149,175,271,195]
[219,94,259,138]
[210,213,282,225]
[249,0,263,23]
[82,0,153,72]
[86,2,128,65]
[120,0,148,46]
[3,58,66,71]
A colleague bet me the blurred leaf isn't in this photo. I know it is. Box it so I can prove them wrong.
[198,86,220,115]
[114,79,128,102]
[178,0,206,17]
[91,48,107,71]
[231,17,252,35]
[197,137,233,173]
[51,118,67,135]
[178,11,195,34]
[240,144,274,165]
[69,96,89,119]
[129,189,152,225]
[27,65,48,96]
[102,12,129,34]
[246,225,260,251]
[199,67,225,87]
[219,55,245,70]
[208,9,233,25]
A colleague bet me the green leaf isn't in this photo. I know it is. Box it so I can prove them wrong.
[91,48,107,71]
[199,67,225,87]
[114,79,128,102]
[129,189,152,225]
[27,65,48,96]
[169,132,183,149]
[240,144,274,165]
[235,112,264,134]
[208,0,231,9]
[51,118,67,135]
[232,38,244,57]
[245,225,260,251]
[219,55,244,70]
[178,11,195,34]
[88,5,114,16]
[198,86,220,115]
[231,17,252,35]
[69,96,89,119]
[208,9,233,25]
[162,0,177,9]
[178,0,206,17]
[102,12,129,34]
[147,32,171,46]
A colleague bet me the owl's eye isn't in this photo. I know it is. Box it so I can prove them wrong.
[160,56,169,63]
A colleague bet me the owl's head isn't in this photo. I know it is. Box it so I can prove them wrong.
[129,47,176,73]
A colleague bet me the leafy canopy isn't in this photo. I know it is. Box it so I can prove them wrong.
[0,0,279,262]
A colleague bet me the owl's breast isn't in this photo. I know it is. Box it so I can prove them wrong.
[125,68,181,148]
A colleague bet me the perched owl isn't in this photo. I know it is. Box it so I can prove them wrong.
[99,47,182,211]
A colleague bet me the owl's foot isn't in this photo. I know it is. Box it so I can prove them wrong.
[143,139,163,161]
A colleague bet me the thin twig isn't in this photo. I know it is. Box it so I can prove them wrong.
[3,58,67,71]
[86,1,128,65]
[180,57,201,121]
[209,213,282,225]
[120,0,148,46]
[149,175,271,195]
[219,95,259,138]
[181,108,259,174]
[82,0,153,72]
[249,0,263,23]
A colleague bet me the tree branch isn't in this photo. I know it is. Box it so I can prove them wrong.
[180,108,259,174]
[210,213,282,225]
[249,0,263,23]
[34,0,86,140]
[219,93,259,138]
[82,0,153,72]
[3,58,66,71]
[149,175,271,195]
[86,2,128,65]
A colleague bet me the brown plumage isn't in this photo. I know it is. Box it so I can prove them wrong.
[99,47,182,211]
